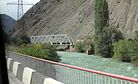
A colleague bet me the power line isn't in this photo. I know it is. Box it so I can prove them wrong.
[7,0,34,20]
[7,0,34,36]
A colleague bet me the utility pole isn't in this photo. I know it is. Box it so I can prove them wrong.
[7,0,34,36]
[7,0,34,20]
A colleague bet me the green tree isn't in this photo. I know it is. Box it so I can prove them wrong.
[100,26,113,57]
[10,34,30,46]
[130,32,138,65]
[109,26,124,42]
[94,0,112,57]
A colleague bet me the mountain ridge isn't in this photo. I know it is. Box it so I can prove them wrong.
[1,14,16,33]
[17,0,138,40]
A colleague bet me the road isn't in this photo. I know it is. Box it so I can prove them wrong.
[8,71,23,84]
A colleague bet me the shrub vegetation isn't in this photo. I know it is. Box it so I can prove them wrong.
[75,41,85,53]
[113,32,138,65]
[19,43,61,62]
[129,32,138,65]
[75,36,94,54]
[113,40,132,62]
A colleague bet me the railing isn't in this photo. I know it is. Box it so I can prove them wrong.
[7,51,138,84]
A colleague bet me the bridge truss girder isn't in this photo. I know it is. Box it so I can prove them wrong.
[30,34,74,45]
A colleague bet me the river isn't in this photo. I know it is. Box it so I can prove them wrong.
[57,51,138,79]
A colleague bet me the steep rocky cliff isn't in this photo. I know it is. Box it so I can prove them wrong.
[107,0,138,39]
[19,0,138,40]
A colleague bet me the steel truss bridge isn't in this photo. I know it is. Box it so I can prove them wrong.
[30,34,74,45]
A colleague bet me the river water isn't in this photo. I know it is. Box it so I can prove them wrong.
[57,51,138,79]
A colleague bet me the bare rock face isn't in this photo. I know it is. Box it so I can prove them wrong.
[20,0,138,40]
[107,0,138,39]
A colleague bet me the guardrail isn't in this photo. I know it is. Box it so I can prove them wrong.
[7,58,63,84]
[7,51,138,84]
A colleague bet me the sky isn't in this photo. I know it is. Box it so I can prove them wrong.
[0,0,40,20]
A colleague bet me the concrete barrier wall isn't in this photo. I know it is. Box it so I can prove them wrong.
[44,78,64,84]
[12,62,21,76]
[22,67,36,84]
[7,57,63,84]
[8,52,56,79]
[7,58,12,70]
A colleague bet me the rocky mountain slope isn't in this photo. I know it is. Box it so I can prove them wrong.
[107,0,138,39]
[19,0,138,40]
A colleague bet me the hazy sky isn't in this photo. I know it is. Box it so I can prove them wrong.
[0,0,40,20]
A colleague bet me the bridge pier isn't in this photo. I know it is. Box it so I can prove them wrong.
[69,45,75,51]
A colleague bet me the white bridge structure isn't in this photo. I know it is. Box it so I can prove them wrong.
[30,34,74,45]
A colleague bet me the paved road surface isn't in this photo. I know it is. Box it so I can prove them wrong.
[8,71,23,84]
